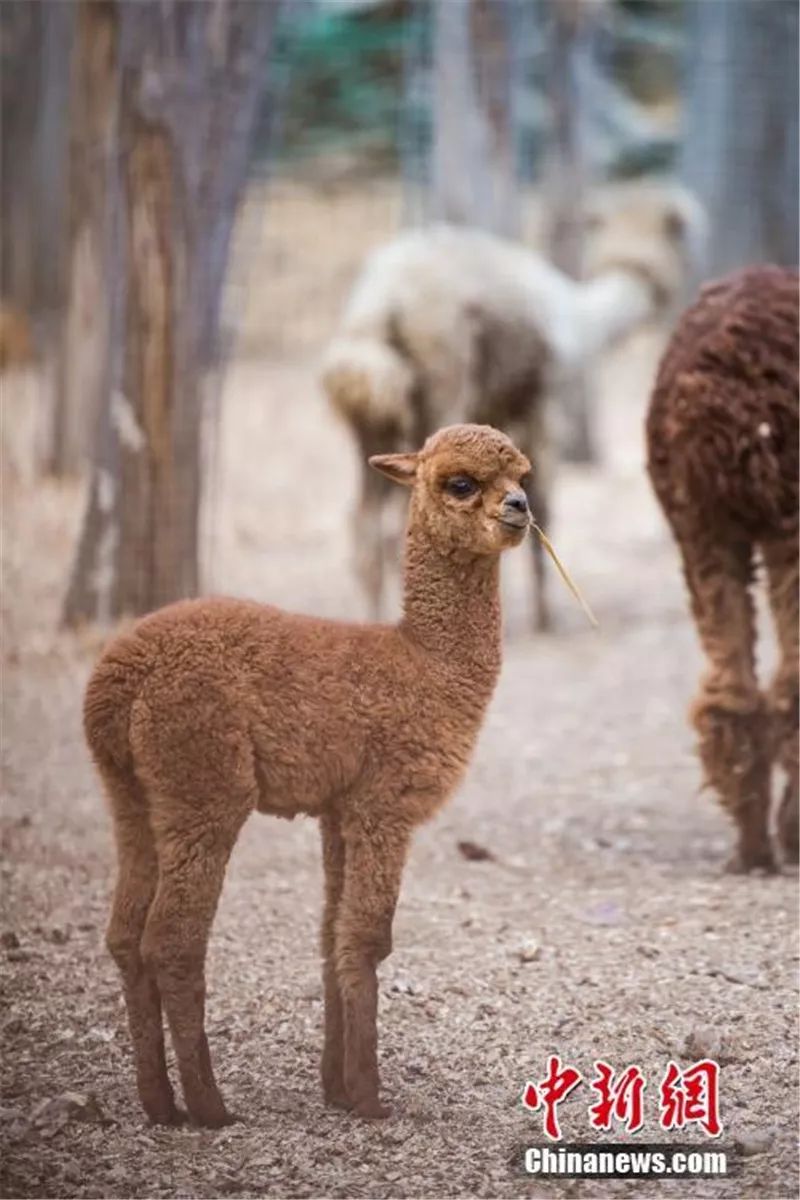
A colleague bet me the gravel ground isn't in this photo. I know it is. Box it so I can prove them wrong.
[1,331,798,1199]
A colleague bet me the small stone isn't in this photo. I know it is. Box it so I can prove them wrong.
[106,1165,131,1184]
[684,1025,740,1065]
[517,939,541,963]
[457,840,496,862]
[31,1091,109,1133]
[636,944,659,959]
[581,901,623,927]
[87,1026,116,1043]
[387,974,418,996]
[1,931,20,950]
[734,1131,773,1157]
[49,927,70,945]
[710,965,769,990]
[757,422,771,439]
[6,948,30,963]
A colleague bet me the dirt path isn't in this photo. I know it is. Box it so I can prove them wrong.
[2,336,797,1199]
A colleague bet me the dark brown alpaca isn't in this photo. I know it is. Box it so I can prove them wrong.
[84,424,531,1127]
[647,265,799,872]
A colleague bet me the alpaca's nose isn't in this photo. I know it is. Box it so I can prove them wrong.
[503,490,529,515]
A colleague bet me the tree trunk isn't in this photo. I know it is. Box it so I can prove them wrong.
[50,0,118,477]
[543,0,601,465]
[63,0,279,627]
[431,0,520,237]
[0,1,71,325]
[681,0,798,279]
[1,2,40,313]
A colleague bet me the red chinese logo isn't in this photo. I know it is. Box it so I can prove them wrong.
[589,1060,646,1134]
[522,1057,723,1140]
[659,1059,722,1138]
[522,1054,582,1141]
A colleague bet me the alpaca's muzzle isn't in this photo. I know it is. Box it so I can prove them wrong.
[498,489,530,529]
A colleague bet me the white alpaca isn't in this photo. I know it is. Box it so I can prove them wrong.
[322,183,705,629]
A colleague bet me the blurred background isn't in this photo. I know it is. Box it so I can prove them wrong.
[2,8,799,1197]
[1,0,797,637]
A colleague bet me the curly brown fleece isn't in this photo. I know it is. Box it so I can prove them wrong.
[84,424,531,1128]
[647,265,799,872]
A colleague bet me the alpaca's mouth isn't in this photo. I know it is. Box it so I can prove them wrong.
[497,515,529,532]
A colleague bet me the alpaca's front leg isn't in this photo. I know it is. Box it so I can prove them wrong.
[319,813,348,1107]
[335,816,411,1119]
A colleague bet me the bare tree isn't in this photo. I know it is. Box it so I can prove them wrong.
[63,0,280,626]
[542,0,602,464]
[681,0,798,279]
[431,0,520,236]
[0,1,71,334]
[50,0,118,477]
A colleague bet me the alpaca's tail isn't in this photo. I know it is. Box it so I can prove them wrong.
[84,635,150,774]
[321,333,414,436]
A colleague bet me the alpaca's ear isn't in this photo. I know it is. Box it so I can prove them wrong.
[369,452,418,486]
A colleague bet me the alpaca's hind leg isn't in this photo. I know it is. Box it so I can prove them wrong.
[142,806,248,1128]
[106,789,181,1125]
[319,813,348,1107]
[680,530,774,872]
[762,537,799,863]
[335,816,411,1119]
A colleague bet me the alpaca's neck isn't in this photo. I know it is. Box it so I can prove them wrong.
[550,268,655,368]
[399,515,502,694]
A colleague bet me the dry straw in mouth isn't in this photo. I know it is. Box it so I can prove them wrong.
[529,519,599,629]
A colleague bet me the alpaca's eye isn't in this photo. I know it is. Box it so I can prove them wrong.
[445,476,478,499]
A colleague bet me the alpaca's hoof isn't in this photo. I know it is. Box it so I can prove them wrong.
[352,1097,392,1120]
[187,1100,238,1129]
[147,1104,188,1128]
[323,1087,353,1111]
[190,1110,239,1129]
[724,847,778,875]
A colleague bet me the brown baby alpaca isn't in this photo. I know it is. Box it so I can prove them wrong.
[84,424,531,1128]
[646,265,799,872]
